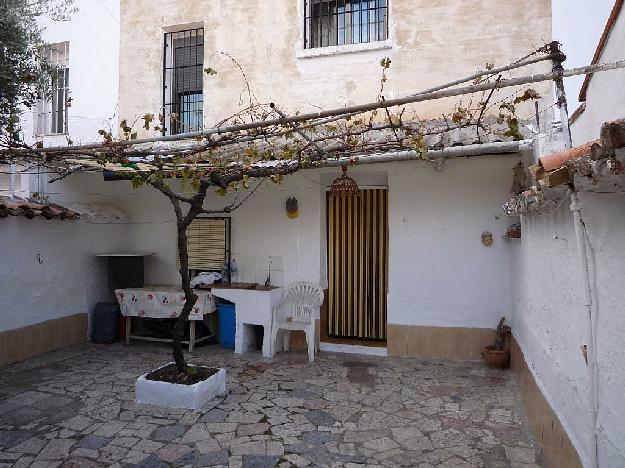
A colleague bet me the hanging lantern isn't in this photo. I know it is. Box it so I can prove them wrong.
[330,166,360,197]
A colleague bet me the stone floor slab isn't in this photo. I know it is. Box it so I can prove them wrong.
[0,343,541,467]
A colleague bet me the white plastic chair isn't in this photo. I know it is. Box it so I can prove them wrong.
[271,282,324,362]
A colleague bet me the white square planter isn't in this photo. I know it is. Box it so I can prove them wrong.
[135,363,226,410]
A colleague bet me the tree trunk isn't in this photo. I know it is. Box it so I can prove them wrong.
[173,219,198,373]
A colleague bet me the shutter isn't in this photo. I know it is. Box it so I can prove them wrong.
[177,218,228,271]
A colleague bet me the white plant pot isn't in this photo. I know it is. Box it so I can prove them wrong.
[135,363,226,410]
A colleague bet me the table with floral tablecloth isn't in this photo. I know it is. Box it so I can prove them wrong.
[114,286,217,350]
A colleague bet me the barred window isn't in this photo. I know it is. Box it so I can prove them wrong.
[35,42,70,135]
[163,28,204,135]
[304,0,388,49]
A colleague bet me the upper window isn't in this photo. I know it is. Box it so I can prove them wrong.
[36,42,70,135]
[304,0,388,49]
[163,28,204,135]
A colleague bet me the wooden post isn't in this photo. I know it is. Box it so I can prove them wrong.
[189,320,195,352]
[125,317,131,346]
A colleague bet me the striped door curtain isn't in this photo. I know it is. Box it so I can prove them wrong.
[327,188,388,340]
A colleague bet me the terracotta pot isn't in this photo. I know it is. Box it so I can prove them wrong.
[482,345,510,369]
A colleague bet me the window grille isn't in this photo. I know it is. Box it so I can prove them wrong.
[177,217,231,274]
[35,42,70,135]
[304,0,388,49]
[163,28,204,135]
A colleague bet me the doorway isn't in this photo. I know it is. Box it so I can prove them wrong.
[326,188,388,343]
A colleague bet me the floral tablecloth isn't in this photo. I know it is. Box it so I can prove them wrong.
[115,287,216,321]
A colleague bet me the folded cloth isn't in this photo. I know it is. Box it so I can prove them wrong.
[190,272,222,287]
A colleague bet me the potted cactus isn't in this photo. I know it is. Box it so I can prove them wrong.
[482,317,511,369]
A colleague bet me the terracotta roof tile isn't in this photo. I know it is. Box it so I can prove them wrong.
[0,196,80,221]
[533,119,625,189]
[539,141,598,172]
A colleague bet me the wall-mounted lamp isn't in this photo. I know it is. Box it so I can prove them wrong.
[286,196,299,219]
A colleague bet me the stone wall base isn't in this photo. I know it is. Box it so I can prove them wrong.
[510,336,583,468]
[387,324,494,360]
[0,313,88,367]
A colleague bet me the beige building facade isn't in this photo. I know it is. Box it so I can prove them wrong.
[119,0,553,131]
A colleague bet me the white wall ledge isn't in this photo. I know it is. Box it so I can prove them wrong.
[296,40,393,59]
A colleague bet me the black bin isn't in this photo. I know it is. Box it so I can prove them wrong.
[91,302,121,343]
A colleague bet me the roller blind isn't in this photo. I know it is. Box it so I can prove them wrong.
[177,218,227,271]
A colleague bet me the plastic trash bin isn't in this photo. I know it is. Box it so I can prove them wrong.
[218,301,236,349]
[91,302,120,343]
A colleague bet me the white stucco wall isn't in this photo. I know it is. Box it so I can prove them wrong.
[387,156,517,328]
[115,170,324,289]
[579,192,625,468]
[511,196,593,466]
[0,171,133,333]
[96,155,521,331]
[571,9,625,145]
[511,190,625,468]
[0,218,129,332]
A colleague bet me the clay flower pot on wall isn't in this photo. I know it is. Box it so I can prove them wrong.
[482,345,510,369]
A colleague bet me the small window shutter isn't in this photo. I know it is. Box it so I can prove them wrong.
[177,218,227,271]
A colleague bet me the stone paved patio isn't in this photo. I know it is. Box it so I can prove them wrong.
[0,342,540,467]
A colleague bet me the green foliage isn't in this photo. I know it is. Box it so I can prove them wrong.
[97,129,113,144]
[204,67,218,76]
[180,170,202,194]
[0,0,76,141]
[142,113,154,130]
[131,176,144,189]
[120,119,133,140]
[497,89,541,141]
[502,116,522,141]
[451,105,470,124]
[269,174,284,184]
[513,88,541,104]
[410,133,428,160]
[379,57,391,92]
